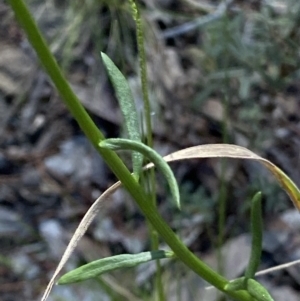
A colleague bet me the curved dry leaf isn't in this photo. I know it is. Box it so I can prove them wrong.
[41,144,300,300]
[40,181,122,301]
[147,144,300,211]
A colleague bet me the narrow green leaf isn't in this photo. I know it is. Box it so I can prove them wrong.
[225,278,274,301]
[100,138,181,209]
[224,277,246,292]
[246,279,275,301]
[101,52,143,179]
[245,192,263,279]
[58,250,174,285]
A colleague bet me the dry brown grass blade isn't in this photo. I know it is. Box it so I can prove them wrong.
[41,143,300,300]
[40,181,122,301]
[161,144,300,284]
[159,144,300,211]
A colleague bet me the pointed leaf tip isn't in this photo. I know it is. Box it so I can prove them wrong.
[101,52,143,178]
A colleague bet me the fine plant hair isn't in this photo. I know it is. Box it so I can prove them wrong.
[7,1,300,301]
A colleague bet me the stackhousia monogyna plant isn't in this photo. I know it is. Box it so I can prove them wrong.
[7,1,300,301]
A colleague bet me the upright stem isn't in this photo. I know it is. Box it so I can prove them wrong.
[217,9,230,276]
[129,1,164,300]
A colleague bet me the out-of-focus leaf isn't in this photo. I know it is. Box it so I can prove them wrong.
[247,279,275,301]
[225,277,275,301]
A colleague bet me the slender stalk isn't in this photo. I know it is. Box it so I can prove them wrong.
[217,9,230,277]
[129,1,163,299]
[245,192,263,279]
[128,0,153,148]
[8,1,254,299]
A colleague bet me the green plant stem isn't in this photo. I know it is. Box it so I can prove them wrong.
[8,1,254,300]
[128,0,153,148]
[217,10,230,277]
[129,1,163,299]
[245,192,263,279]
